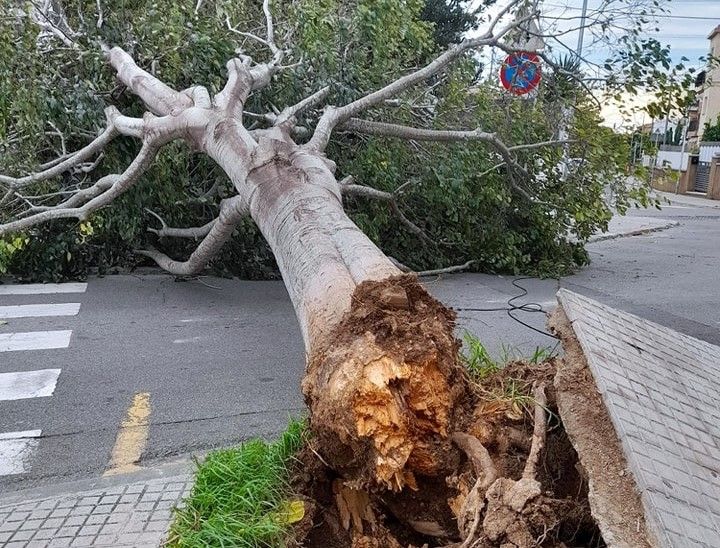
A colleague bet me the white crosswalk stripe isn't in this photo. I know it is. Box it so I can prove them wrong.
[0,282,86,477]
[0,430,42,475]
[0,369,62,401]
[0,302,81,319]
[0,282,87,295]
[0,330,73,352]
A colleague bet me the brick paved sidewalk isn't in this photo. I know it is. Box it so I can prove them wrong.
[558,289,720,548]
[0,464,192,547]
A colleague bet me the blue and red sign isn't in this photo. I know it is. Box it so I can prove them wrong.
[499,52,542,95]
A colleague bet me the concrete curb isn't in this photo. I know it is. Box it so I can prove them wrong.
[0,458,194,508]
[588,220,679,243]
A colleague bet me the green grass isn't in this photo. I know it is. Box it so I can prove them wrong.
[498,342,560,365]
[461,331,559,382]
[461,331,500,380]
[166,419,306,548]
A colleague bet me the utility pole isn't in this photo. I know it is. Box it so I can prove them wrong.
[576,0,589,58]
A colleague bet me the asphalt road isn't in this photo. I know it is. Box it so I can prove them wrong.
[1,196,718,494]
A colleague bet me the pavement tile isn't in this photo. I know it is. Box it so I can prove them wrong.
[0,521,20,532]
[115,532,139,545]
[57,525,81,537]
[63,516,87,527]
[84,514,108,526]
[11,529,35,541]
[33,528,57,540]
[29,508,53,520]
[559,289,720,548]
[90,504,114,515]
[0,473,190,548]
[99,495,119,505]
[20,518,46,531]
[78,524,102,536]
[94,534,117,545]
[7,511,31,522]
[78,497,101,506]
[41,517,66,529]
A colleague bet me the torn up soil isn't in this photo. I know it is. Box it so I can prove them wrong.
[549,308,652,548]
[292,276,648,547]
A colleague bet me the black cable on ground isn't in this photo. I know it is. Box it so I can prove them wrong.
[455,277,560,339]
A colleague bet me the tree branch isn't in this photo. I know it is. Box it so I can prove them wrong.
[306,3,532,151]
[0,110,119,189]
[341,181,431,244]
[342,119,563,205]
[416,260,476,277]
[275,86,331,127]
[108,47,193,116]
[145,208,217,239]
[0,143,158,235]
[136,195,248,276]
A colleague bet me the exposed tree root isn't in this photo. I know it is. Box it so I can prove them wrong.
[295,345,610,548]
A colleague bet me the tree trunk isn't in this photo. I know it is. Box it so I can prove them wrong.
[206,124,468,490]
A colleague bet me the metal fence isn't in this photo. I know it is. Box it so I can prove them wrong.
[648,142,720,172]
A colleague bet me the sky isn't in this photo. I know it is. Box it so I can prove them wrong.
[474,0,720,128]
[541,0,720,67]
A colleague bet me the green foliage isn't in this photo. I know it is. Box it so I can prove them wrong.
[0,235,29,275]
[167,418,306,548]
[1,0,656,281]
[703,117,720,142]
[421,0,477,47]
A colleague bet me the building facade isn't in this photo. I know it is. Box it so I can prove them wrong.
[696,25,720,139]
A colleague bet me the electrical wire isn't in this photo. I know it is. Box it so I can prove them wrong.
[541,2,720,21]
[456,277,560,339]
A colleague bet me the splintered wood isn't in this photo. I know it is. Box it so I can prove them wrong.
[303,276,465,491]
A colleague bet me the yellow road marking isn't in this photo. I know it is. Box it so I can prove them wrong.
[103,392,150,476]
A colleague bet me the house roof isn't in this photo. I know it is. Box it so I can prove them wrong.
[709,25,720,40]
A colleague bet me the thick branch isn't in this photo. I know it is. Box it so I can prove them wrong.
[137,196,248,276]
[341,182,430,244]
[146,208,217,239]
[344,119,562,205]
[0,120,118,189]
[108,47,193,116]
[275,86,331,127]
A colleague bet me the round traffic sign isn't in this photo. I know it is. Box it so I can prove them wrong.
[499,52,542,95]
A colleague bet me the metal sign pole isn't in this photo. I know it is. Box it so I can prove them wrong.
[576,0,589,58]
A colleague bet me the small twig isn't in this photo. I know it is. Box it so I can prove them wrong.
[308,443,331,468]
[415,260,476,277]
[95,0,104,28]
[341,182,431,244]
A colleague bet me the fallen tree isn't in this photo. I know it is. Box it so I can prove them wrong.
[0,0,673,545]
